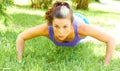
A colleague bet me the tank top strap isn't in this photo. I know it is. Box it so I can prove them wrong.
[48,25,54,41]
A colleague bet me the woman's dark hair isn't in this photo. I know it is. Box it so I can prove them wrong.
[45,1,73,25]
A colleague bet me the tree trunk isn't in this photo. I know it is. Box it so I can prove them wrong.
[95,0,100,3]
[31,0,52,9]
[76,0,90,10]
[31,0,40,8]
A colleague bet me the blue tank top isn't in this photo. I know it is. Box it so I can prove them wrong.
[48,13,89,46]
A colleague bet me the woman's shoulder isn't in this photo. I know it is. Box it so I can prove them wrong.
[77,21,87,34]
[18,23,49,40]
[38,23,49,28]
[27,23,49,37]
[33,23,49,31]
[36,23,49,36]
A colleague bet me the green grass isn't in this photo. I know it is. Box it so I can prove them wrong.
[0,1,120,71]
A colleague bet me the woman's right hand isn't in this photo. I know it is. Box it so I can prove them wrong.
[16,35,25,63]
[17,53,22,63]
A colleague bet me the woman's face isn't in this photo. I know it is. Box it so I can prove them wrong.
[52,17,72,41]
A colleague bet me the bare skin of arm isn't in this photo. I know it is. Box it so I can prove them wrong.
[78,22,116,66]
[16,23,49,62]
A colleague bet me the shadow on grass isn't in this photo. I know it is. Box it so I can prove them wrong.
[10,13,45,28]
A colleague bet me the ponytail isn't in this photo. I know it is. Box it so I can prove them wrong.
[45,1,73,25]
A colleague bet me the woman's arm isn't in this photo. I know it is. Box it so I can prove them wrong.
[16,23,49,62]
[78,23,116,66]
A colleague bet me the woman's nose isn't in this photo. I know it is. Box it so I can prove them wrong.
[59,28,64,34]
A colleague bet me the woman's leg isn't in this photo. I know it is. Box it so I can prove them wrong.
[74,13,89,24]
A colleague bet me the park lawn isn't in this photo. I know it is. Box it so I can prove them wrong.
[0,2,120,71]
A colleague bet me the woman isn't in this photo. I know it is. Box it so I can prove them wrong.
[16,2,115,66]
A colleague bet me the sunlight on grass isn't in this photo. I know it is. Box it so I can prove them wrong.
[7,6,45,16]
[114,51,120,59]
[89,2,120,13]
[93,44,105,56]
[0,24,7,32]
[14,0,30,5]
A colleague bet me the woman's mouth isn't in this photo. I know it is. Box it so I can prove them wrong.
[58,35,64,38]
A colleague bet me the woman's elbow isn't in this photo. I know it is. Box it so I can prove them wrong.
[16,34,25,43]
[106,35,116,46]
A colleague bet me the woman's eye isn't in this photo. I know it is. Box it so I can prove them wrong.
[64,26,67,28]
[55,25,59,28]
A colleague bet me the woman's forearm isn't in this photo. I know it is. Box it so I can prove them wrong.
[104,38,116,66]
[16,36,25,62]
